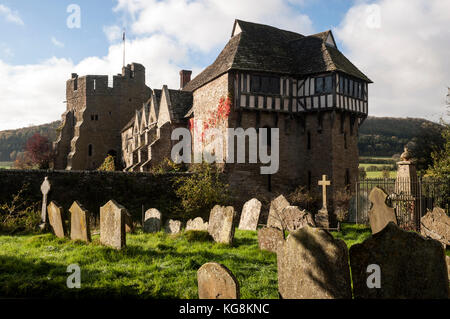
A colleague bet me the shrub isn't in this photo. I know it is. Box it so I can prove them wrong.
[98,155,116,171]
[288,185,321,212]
[0,183,41,234]
[173,162,230,221]
[334,189,352,222]
[150,158,187,174]
[359,167,367,180]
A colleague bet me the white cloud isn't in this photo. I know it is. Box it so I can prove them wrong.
[0,4,24,25]
[335,0,450,122]
[51,37,65,48]
[0,0,314,130]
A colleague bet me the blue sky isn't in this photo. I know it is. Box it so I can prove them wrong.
[0,0,449,130]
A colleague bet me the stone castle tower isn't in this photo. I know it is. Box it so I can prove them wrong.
[54,63,151,170]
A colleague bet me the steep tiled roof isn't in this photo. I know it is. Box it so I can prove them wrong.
[167,89,193,122]
[183,20,371,92]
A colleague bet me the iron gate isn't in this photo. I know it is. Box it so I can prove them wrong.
[351,177,449,231]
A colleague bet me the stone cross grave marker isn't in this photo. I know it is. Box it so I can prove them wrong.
[39,176,51,228]
[69,201,91,242]
[100,200,127,249]
[197,262,240,299]
[368,187,397,234]
[318,175,331,209]
[47,201,65,238]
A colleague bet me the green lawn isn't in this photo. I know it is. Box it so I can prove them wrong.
[0,224,372,299]
[0,162,12,169]
[365,171,397,178]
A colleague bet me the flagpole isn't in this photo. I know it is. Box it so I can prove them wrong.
[123,29,126,68]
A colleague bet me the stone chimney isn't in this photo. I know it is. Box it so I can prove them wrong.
[179,70,192,89]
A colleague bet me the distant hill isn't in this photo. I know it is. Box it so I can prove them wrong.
[0,121,60,161]
[358,116,442,157]
[0,116,441,162]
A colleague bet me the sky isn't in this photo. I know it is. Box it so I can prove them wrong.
[0,0,449,130]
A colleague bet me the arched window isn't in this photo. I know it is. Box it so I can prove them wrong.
[88,144,93,157]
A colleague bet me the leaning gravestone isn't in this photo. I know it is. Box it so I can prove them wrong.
[350,222,449,299]
[165,219,182,234]
[277,225,352,299]
[144,208,162,233]
[368,187,397,234]
[197,262,240,299]
[69,201,91,242]
[186,217,208,231]
[47,201,65,238]
[420,207,450,248]
[39,176,51,229]
[100,200,127,249]
[238,198,261,231]
[280,206,315,232]
[267,195,290,230]
[208,205,236,244]
[258,227,284,253]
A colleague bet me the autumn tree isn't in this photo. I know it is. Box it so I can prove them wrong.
[14,133,54,169]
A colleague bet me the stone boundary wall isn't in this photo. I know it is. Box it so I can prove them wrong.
[0,169,190,226]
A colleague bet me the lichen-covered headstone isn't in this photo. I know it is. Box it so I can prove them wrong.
[186,217,208,231]
[350,222,449,299]
[143,208,161,233]
[420,207,449,248]
[165,219,182,234]
[368,187,397,234]
[267,195,290,230]
[281,206,315,231]
[277,225,352,299]
[100,200,127,249]
[238,198,261,231]
[258,227,284,253]
[197,262,240,299]
[208,205,236,244]
[47,201,65,238]
[69,201,91,242]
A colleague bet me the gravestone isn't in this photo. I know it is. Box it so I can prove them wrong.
[197,262,240,299]
[281,206,315,232]
[277,225,352,299]
[39,176,51,229]
[165,219,182,234]
[208,205,236,244]
[420,207,450,248]
[47,201,65,238]
[258,227,284,253]
[238,198,261,231]
[315,175,331,228]
[186,217,209,231]
[144,208,162,233]
[125,211,134,233]
[350,222,449,299]
[368,187,397,234]
[100,200,127,249]
[69,201,91,242]
[267,195,290,230]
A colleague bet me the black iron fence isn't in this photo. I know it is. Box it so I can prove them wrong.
[350,177,449,231]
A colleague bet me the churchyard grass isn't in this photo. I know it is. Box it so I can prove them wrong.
[0,224,445,298]
[0,162,12,169]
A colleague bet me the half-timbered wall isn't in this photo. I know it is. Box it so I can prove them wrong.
[234,71,368,116]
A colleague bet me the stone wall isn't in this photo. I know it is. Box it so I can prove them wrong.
[0,169,186,226]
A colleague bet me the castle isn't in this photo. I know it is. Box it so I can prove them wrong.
[54,20,371,205]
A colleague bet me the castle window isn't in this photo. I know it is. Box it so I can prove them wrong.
[95,115,99,121]
[345,168,350,186]
[74,78,78,91]
[88,144,93,157]
[93,79,96,91]
[250,75,280,94]
[307,131,311,150]
[344,132,347,149]
[91,115,94,121]
[308,171,312,190]
[315,75,333,94]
